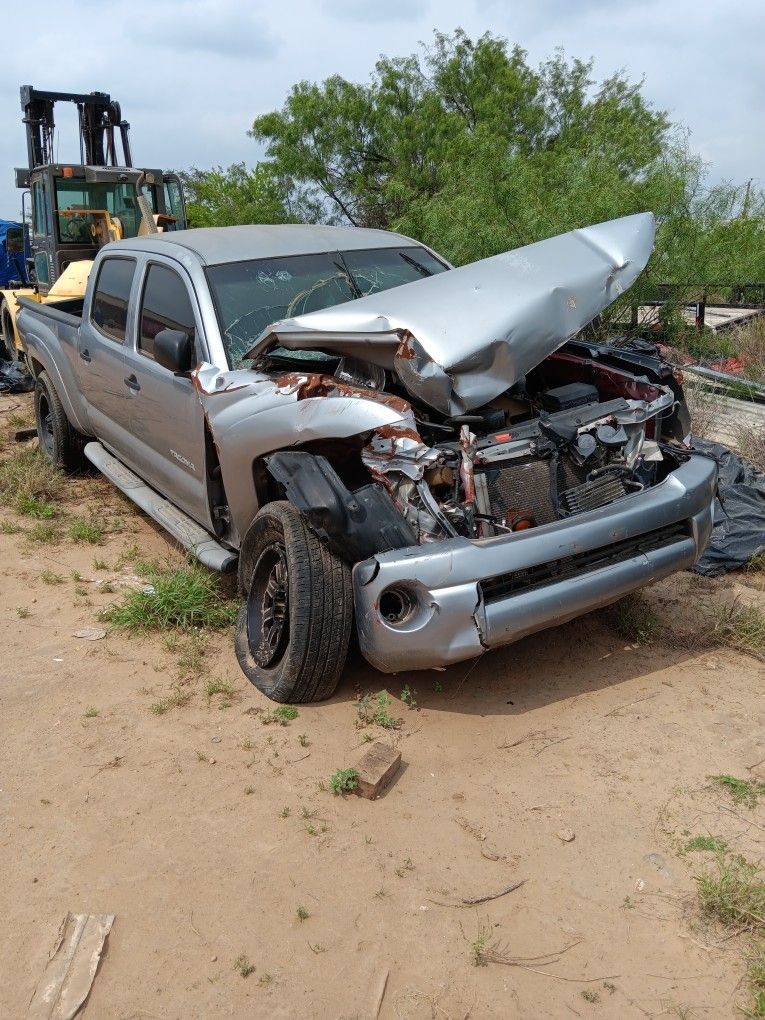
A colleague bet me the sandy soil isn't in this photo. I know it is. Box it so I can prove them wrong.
[1,391,765,1020]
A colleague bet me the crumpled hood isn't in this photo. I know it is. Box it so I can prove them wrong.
[245,212,655,416]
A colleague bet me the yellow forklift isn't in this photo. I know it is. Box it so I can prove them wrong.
[0,86,187,359]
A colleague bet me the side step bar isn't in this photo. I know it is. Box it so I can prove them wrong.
[84,441,238,573]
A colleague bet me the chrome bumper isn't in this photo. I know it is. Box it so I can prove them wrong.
[352,456,717,673]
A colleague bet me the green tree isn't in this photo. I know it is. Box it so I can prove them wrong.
[178,163,299,228]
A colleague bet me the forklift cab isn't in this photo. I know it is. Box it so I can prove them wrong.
[19,164,186,294]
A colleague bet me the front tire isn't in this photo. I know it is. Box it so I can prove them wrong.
[235,501,353,703]
[34,370,87,472]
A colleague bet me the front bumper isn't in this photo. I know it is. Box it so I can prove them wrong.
[352,455,717,673]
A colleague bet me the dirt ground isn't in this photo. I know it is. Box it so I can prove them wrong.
[2,391,765,1020]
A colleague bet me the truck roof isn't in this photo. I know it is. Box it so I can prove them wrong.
[114,223,418,265]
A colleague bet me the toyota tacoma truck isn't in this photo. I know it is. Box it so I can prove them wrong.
[16,214,717,703]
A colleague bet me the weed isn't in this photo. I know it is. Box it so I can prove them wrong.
[300,807,315,819]
[149,684,192,715]
[70,569,83,582]
[581,988,600,1003]
[280,806,291,818]
[621,896,635,910]
[69,518,104,544]
[16,606,29,618]
[83,706,99,718]
[374,887,389,899]
[99,582,115,594]
[356,694,371,726]
[92,557,108,571]
[712,600,765,660]
[400,684,417,709]
[362,732,373,743]
[0,520,23,534]
[16,493,56,518]
[471,924,492,967]
[307,942,326,954]
[712,774,765,809]
[241,738,255,752]
[373,690,399,729]
[27,522,60,544]
[603,981,616,994]
[258,973,273,986]
[0,447,63,507]
[685,834,729,853]
[695,852,765,932]
[611,595,659,644]
[245,786,255,796]
[103,561,237,632]
[176,631,205,679]
[296,905,309,922]
[305,824,318,837]
[40,569,64,585]
[395,857,414,877]
[233,955,255,978]
[433,680,443,693]
[330,768,359,796]
[205,677,236,708]
[40,798,51,806]
[743,943,765,1019]
[195,750,207,762]
[261,705,298,726]
[298,733,309,747]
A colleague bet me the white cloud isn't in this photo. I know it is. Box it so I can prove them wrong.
[0,0,760,219]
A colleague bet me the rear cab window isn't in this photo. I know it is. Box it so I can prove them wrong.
[138,263,196,362]
[91,257,136,343]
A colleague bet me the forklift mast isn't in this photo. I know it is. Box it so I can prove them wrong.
[12,85,186,295]
[21,86,133,172]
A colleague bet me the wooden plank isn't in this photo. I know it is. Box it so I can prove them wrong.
[27,912,114,1020]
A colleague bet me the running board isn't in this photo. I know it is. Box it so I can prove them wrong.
[84,441,238,573]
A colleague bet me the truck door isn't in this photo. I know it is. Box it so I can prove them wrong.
[77,255,138,455]
[121,257,211,528]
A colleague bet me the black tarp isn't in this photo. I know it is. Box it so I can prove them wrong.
[692,437,765,575]
[0,359,34,393]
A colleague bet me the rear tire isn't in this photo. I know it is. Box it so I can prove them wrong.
[235,501,353,703]
[34,370,87,472]
[0,300,17,361]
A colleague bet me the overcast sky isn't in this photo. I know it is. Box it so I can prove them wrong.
[0,0,761,218]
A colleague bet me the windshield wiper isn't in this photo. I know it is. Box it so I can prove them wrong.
[399,251,434,278]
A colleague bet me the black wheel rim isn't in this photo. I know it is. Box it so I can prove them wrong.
[247,542,289,668]
[37,392,55,457]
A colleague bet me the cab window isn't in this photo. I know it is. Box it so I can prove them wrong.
[91,257,136,343]
[138,263,196,362]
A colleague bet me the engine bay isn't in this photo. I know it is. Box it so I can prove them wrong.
[259,337,690,557]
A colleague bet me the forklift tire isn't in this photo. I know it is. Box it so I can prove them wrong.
[34,370,87,472]
[0,300,17,361]
[235,501,353,704]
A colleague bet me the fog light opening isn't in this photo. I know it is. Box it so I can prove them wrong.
[379,586,415,625]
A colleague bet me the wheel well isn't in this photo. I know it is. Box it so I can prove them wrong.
[252,438,370,509]
[28,356,44,379]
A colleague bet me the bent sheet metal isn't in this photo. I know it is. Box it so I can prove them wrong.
[245,212,656,416]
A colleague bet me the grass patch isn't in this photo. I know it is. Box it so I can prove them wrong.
[149,684,192,715]
[83,706,99,719]
[40,569,64,585]
[712,774,765,809]
[68,518,105,544]
[0,447,64,508]
[176,631,205,679]
[0,520,23,535]
[743,943,765,1019]
[611,595,659,645]
[696,852,765,933]
[27,522,60,544]
[685,834,729,854]
[330,767,359,796]
[712,600,765,660]
[16,493,57,518]
[261,705,299,726]
[205,677,236,708]
[102,561,237,632]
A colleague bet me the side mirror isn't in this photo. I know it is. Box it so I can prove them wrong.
[154,328,193,374]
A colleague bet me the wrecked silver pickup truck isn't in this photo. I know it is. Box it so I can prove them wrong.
[17,214,717,702]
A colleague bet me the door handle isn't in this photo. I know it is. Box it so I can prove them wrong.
[124,374,141,392]
[79,348,91,362]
